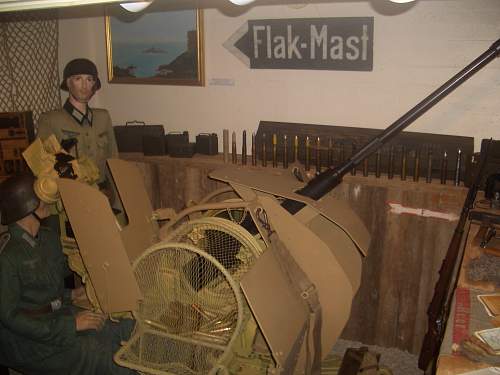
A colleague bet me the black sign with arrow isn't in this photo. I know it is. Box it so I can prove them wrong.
[224,17,374,71]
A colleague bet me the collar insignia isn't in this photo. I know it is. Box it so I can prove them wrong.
[64,99,93,126]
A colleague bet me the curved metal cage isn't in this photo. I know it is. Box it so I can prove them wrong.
[115,241,245,375]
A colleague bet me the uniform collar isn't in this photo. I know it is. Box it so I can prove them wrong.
[9,223,38,248]
[64,99,93,126]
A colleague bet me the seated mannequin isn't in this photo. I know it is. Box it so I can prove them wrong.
[0,173,136,375]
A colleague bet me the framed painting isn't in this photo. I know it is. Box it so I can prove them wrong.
[105,8,204,86]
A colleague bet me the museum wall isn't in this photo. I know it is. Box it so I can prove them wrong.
[58,0,500,151]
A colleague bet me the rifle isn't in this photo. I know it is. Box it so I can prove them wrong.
[418,140,492,372]
[282,38,500,214]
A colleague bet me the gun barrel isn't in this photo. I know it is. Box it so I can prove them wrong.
[282,39,500,214]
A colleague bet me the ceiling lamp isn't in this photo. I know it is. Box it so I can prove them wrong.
[0,0,124,12]
[388,0,416,3]
[227,0,256,5]
[119,0,153,12]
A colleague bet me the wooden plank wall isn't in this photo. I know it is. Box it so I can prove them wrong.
[332,177,465,353]
[120,153,467,354]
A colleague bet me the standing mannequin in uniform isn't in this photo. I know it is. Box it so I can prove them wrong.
[0,174,136,375]
[37,58,118,188]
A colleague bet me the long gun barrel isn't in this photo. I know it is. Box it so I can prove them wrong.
[282,38,500,214]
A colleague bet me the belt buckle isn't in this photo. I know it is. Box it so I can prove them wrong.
[50,298,62,312]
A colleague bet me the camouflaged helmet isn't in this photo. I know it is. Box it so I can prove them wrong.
[60,58,101,91]
[0,173,40,225]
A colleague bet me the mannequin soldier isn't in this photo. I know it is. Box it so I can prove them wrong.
[0,173,136,375]
[37,58,118,187]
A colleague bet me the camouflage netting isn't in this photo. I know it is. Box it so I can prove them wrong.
[0,10,61,125]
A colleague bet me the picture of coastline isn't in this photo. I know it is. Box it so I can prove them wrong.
[106,9,204,85]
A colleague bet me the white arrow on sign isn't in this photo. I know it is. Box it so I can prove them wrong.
[223,22,250,67]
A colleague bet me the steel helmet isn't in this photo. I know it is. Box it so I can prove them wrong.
[0,173,40,225]
[60,58,101,91]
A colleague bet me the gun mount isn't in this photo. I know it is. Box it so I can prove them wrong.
[50,38,499,375]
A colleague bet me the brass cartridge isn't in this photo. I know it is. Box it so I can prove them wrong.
[413,149,420,182]
[262,133,267,167]
[232,131,237,164]
[293,135,298,163]
[440,151,448,184]
[426,147,433,183]
[375,150,381,178]
[283,135,288,169]
[242,130,247,165]
[401,146,407,181]
[316,136,321,173]
[454,149,462,186]
[251,132,257,166]
[272,133,277,168]
[388,146,394,179]
[327,137,333,167]
[305,136,310,171]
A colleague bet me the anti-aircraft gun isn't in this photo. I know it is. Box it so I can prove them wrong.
[54,39,500,375]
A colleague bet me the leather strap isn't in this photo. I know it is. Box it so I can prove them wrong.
[20,305,53,316]
[19,298,62,317]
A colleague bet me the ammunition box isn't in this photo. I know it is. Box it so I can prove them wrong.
[143,134,166,156]
[169,142,196,158]
[114,121,165,154]
[114,123,146,153]
[165,131,189,154]
[195,133,218,155]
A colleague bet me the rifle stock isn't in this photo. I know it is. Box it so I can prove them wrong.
[418,140,492,371]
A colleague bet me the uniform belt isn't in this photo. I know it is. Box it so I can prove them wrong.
[19,298,62,317]
[20,305,53,316]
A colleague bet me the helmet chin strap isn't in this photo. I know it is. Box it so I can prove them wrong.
[32,211,42,223]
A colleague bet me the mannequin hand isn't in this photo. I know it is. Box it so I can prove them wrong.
[75,310,106,332]
[71,286,87,302]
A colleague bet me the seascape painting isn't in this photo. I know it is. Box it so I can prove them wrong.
[105,9,204,86]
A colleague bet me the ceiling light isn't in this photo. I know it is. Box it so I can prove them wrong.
[228,0,256,5]
[0,0,125,13]
[120,1,153,12]
[388,0,416,3]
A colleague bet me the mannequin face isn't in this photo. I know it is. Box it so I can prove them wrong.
[16,200,50,236]
[67,74,96,104]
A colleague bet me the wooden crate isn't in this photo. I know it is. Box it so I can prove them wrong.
[0,111,34,181]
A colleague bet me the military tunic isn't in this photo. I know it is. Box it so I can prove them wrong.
[37,100,118,184]
[0,225,136,375]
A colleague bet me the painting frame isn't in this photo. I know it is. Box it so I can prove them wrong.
[105,8,204,86]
